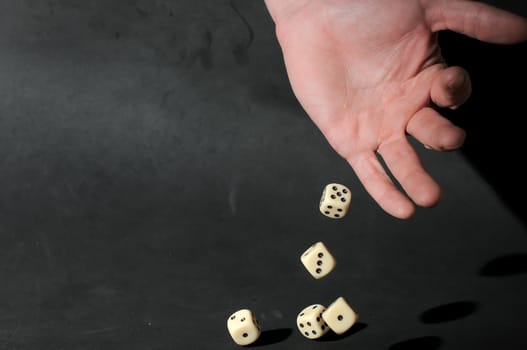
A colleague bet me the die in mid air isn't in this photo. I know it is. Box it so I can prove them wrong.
[227,309,261,346]
[322,296,358,335]
[296,304,330,339]
[300,241,336,279]
[319,183,351,219]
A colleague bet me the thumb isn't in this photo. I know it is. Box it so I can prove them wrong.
[426,0,527,44]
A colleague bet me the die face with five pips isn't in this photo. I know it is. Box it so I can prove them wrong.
[296,304,330,339]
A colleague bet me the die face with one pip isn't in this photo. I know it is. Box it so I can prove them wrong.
[296,304,330,339]
[319,183,352,219]
[322,296,358,335]
[227,309,261,346]
[300,241,336,279]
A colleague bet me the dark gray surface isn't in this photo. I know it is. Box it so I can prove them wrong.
[0,1,526,349]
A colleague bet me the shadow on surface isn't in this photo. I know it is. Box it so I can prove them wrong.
[388,336,443,350]
[318,322,368,342]
[420,301,478,324]
[438,30,527,226]
[480,253,527,277]
[249,328,293,347]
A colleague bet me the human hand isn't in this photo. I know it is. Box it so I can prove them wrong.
[265,0,527,219]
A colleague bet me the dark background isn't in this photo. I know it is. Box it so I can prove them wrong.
[0,1,525,349]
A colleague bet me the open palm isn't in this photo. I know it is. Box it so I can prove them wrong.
[266,0,527,218]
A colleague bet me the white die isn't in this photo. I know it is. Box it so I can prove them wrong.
[296,304,330,339]
[300,241,336,279]
[322,297,358,335]
[227,309,261,346]
[319,183,352,219]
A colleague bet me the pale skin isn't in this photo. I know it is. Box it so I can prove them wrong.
[264,0,527,219]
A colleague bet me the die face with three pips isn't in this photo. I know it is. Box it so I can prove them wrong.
[300,241,336,279]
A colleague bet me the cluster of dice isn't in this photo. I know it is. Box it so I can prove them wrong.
[227,183,356,346]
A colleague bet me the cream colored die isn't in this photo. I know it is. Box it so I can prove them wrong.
[227,309,261,346]
[296,304,330,339]
[322,297,358,335]
[300,241,336,279]
[319,183,352,219]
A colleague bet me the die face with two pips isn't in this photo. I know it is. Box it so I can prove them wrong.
[319,183,351,219]
[227,309,261,346]
[300,241,336,279]
[296,304,330,339]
